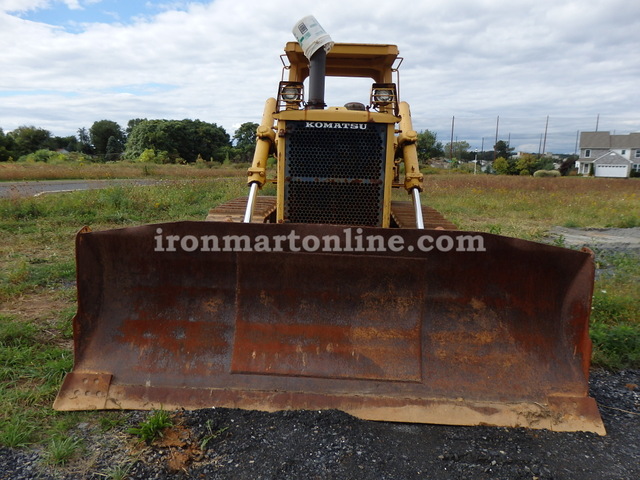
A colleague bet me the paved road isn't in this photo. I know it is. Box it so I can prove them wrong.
[0,179,162,198]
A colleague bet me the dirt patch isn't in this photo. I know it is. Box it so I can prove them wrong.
[0,291,73,323]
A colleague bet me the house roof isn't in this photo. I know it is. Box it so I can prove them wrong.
[616,132,640,148]
[580,131,640,149]
[580,131,611,148]
[593,151,632,165]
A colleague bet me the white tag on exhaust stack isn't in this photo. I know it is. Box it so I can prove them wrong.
[292,15,334,59]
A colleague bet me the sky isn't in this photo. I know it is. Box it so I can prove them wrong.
[1,0,639,154]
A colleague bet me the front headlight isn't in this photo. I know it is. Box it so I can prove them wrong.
[279,82,304,103]
[370,83,397,109]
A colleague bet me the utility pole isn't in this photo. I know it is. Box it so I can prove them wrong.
[449,116,455,160]
[541,115,549,156]
[538,134,543,157]
[493,116,499,161]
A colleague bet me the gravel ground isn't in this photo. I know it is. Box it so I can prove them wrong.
[548,227,640,254]
[0,369,638,480]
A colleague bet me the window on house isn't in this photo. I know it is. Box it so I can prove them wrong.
[585,149,591,157]
[621,150,626,155]
[635,150,640,158]
[633,164,640,172]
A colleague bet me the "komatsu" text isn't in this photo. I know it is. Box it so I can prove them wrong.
[305,122,367,129]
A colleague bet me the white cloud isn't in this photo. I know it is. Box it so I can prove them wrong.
[1,0,639,153]
[0,0,86,13]
[0,0,50,12]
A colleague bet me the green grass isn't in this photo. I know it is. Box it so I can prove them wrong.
[417,175,639,240]
[127,409,173,443]
[0,417,36,448]
[0,159,247,181]
[0,316,76,447]
[99,411,128,433]
[100,461,135,480]
[43,435,84,466]
[0,173,637,461]
[0,178,249,452]
[200,420,229,449]
[590,252,640,369]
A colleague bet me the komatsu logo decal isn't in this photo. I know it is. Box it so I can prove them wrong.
[305,121,367,129]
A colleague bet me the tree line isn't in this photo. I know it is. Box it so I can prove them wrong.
[416,132,576,175]
[0,119,260,164]
[0,120,574,175]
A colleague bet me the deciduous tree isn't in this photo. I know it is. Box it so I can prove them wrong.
[444,140,470,161]
[0,128,16,161]
[8,126,52,157]
[493,156,517,175]
[124,119,230,163]
[494,140,514,159]
[416,130,443,164]
[77,127,94,154]
[90,120,125,160]
[232,122,259,163]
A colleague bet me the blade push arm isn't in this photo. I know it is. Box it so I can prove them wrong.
[397,101,425,229]
[245,98,277,222]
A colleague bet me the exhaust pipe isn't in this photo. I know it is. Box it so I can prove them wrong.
[292,15,333,110]
[307,48,327,109]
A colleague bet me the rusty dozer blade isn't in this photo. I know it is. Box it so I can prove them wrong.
[54,222,605,435]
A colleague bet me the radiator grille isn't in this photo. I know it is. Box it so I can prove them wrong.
[284,121,387,226]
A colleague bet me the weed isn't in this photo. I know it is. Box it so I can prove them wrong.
[0,317,37,346]
[591,322,640,369]
[0,417,36,447]
[98,461,135,480]
[200,419,229,449]
[487,225,502,235]
[100,186,132,211]
[127,409,173,443]
[591,292,636,324]
[99,412,127,432]
[590,252,640,369]
[0,200,43,220]
[563,220,580,228]
[0,160,245,182]
[43,435,83,466]
[551,234,566,248]
[41,351,73,386]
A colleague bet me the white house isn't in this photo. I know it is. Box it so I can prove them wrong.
[576,131,640,178]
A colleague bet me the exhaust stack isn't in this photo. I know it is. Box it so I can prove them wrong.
[292,15,333,110]
[308,48,327,109]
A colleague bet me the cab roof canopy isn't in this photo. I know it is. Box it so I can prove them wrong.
[284,42,400,84]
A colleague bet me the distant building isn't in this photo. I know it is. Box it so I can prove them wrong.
[576,131,640,178]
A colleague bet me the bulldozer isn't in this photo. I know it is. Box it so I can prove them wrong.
[54,17,605,435]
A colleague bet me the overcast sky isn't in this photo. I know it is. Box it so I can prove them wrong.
[1,0,639,154]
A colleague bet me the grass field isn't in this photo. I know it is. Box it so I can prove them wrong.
[0,169,638,458]
[0,159,246,181]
